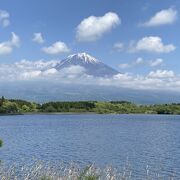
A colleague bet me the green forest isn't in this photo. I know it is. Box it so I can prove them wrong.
[1,96,180,115]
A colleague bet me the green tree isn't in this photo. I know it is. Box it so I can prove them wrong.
[44,105,57,112]
[22,105,31,112]
[2,101,18,114]
[0,139,3,147]
[0,96,5,106]
[1,96,5,103]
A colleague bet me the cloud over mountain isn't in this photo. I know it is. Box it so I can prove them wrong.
[0,53,179,91]
[42,41,70,55]
[76,12,120,42]
[148,69,175,78]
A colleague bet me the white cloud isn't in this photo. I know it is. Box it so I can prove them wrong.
[43,68,58,75]
[0,59,59,80]
[0,59,87,80]
[0,59,180,91]
[32,33,44,44]
[21,68,58,79]
[61,65,86,75]
[142,8,178,27]
[129,36,176,53]
[148,70,175,78]
[119,58,144,69]
[119,57,163,69]
[113,42,124,51]
[15,59,59,70]
[149,58,163,67]
[0,43,12,55]
[0,10,10,27]
[11,32,20,47]
[59,65,86,79]
[21,70,42,79]
[42,41,70,55]
[0,32,20,55]
[76,12,120,42]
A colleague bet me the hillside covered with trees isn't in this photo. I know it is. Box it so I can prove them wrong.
[1,96,180,115]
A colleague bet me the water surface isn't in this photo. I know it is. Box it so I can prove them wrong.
[0,114,180,178]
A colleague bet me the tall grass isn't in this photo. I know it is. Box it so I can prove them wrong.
[0,162,132,180]
[0,161,177,180]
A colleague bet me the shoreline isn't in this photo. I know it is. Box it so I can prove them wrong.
[1,98,180,116]
[0,113,23,116]
[1,112,180,116]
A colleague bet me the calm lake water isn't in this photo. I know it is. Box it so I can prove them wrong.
[0,114,180,178]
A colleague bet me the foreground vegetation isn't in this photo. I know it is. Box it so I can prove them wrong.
[0,162,176,179]
[1,96,180,115]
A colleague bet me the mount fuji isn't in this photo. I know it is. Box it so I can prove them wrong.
[55,53,119,77]
[1,52,180,104]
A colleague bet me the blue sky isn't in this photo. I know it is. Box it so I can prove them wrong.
[0,0,180,91]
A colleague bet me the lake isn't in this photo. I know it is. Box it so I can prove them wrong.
[0,114,180,178]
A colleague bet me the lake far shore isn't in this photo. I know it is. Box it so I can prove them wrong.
[1,112,180,116]
[1,97,180,115]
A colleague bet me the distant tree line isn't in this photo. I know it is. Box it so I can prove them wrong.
[41,101,95,113]
[1,96,180,115]
[0,96,39,114]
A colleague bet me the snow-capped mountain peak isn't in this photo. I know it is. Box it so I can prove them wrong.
[67,52,100,64]
[55,52,119,77]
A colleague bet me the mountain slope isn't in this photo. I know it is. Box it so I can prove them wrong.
[55,53,119,77]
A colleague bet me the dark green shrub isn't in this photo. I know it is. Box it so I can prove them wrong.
[0,139,3,147]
